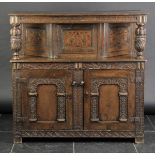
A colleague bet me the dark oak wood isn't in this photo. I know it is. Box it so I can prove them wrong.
[10,11,147,144]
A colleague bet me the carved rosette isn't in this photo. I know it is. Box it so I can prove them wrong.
[135,16,146,59]
[10,23,21,60]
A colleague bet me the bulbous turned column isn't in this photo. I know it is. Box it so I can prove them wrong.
[135,16,147,59]
[10,23,21,60]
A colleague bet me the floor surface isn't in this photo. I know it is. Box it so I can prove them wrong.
[0,114,155,153]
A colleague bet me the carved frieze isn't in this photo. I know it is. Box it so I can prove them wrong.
[18,63,75,70]
[21,130,135,138]
[82,63,137,70]
[18,15,137,24]
[17,62,137,70]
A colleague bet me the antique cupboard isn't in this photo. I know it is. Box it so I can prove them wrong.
[9,11,147,143]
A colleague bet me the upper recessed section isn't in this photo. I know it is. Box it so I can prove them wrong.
[9,11,148,61]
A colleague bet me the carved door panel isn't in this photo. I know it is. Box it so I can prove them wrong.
[84,70,136,131]
[21,69,73,130]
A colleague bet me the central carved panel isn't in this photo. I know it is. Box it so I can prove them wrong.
[63,30,92,48]
[59,24,97,54]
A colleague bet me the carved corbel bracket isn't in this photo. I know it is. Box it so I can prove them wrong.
[135,15,147,59]
[10,17,21,60]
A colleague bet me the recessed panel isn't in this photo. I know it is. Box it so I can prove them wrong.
[99,84,119,121]
[24,24,48,57]
[105,23,131,57]
[37,84,57,122]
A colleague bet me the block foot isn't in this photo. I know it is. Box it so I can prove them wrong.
[135,137,144,144]
[14,137,22,144]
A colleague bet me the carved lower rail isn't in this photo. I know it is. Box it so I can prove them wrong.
[21,130,135,138]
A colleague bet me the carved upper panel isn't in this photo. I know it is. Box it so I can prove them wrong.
[59,24,97,55]
[23,25,48,57]
[105,23,132,57]
[10,12,147,60]
[109,24,129,50]
[17,62,137,70]
[26,28,46,49]
[63,30,92,48]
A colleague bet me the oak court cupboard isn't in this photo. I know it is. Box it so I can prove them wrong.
[9,11,147,143]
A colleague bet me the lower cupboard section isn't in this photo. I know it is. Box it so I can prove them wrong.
[12,62,144,143]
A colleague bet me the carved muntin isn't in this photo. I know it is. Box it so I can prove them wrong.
[10,12,147,143]
[135,62,145,140]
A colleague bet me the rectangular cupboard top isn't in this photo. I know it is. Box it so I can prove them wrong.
[9,11,148,24]
[9,11,148,16]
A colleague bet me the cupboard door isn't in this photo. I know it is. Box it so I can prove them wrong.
[84,70,136,131]
[21,69,73,130]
